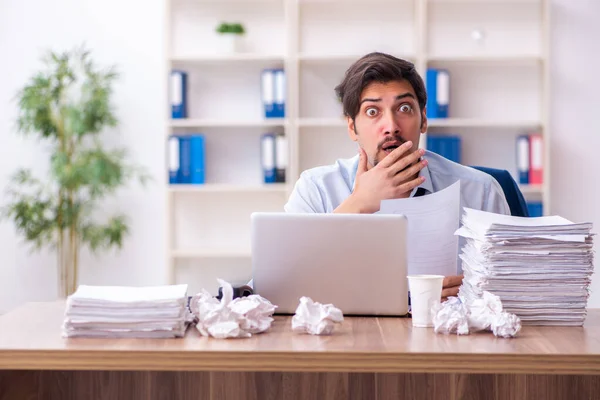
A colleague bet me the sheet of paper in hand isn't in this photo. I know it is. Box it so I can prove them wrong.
[379,181,460,277]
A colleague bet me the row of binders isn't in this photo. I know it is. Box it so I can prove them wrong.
[261,69,286,118]
[516,133,544,185]
[261,133,288,183]
[62,284,191,338]
[457,208,595,326]
[426,133,542,216]
[167,133,288,184]
[170,68,286,120]
[168,134,205,184]
[427,133,545,188]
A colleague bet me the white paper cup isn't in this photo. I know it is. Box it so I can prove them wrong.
[407,275,444,328]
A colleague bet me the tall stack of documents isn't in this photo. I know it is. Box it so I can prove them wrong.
[456,208,594,326]
[62,284,190,338]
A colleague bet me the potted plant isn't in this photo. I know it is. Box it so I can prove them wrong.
[1,46,150,298]
[215,22,246,53]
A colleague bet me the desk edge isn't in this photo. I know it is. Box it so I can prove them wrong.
[1,350,600,375]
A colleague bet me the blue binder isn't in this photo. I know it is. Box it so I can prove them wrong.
[171,70,187,119]
[178,136,192,184]
[275,133,287,183]
[426,69,449,119]
[516,134,530,184]
[426,135,439,155]
[273,69,286,118]
[527,202,543,217]
[168,135,180,184]
[261,69,276,119]
[450,135,461,164]
[261,133,276,183]
[189,134,205,184]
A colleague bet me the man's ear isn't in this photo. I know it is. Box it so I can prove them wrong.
[420,107,428,134]
[347,117,358,142]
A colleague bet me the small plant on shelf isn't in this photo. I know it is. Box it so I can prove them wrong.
[215,22,245,35]
[215,22,246,53]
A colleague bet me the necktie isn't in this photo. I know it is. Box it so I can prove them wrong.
[414,187,427,197]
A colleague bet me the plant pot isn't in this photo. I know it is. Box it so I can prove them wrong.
[217,34,242,54]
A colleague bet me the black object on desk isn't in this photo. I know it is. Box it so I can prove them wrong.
[216,285,254,301]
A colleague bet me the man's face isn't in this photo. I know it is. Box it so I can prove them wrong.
[347,80,427,168]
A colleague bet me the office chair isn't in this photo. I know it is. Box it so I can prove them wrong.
[470,166,530,217]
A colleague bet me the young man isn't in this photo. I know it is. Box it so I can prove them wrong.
[284,52,511,299]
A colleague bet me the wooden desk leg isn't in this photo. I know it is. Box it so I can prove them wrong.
[1,370,599,400]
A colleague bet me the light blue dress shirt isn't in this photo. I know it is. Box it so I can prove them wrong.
[284,150,510,216]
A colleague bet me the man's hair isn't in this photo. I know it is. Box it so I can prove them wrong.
[334,52,427,121]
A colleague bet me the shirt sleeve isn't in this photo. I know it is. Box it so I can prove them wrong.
[283,173,325,213]
[485,178,511,216]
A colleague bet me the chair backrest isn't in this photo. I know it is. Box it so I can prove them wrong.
[470,166,530,217]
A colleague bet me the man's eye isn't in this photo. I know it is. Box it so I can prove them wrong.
[366,108,378,117]
[400,104,413,113]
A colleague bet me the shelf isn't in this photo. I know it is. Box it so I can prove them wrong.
[301,0,411,3]
[429,0,541,3]
[169,184,288,193]
[170,54,285,64]
[427,55,543,66]
[298,53,415,63]
[170,119,287,128]
[298,117,346,127]
[174,0,279,3]
[427,118,542,129]
[172,248,251,259]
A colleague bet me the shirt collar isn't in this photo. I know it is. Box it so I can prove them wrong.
[350,154,434,196]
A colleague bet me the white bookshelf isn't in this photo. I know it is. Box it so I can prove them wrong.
[170,54,285,63]
[172,247,251,259]
[169,118,288,128]
[168,183,288,193]
[165,0,551,292]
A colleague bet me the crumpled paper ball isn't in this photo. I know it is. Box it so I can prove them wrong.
[432,291,521,338]
[291,297,343,335]
[491,311,522,338]
[190,279,277,339]
[431,297,470,336]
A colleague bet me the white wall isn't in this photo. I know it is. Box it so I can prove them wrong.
[0,0,599,313]
[0,0,167,313]
[550,0,600,306]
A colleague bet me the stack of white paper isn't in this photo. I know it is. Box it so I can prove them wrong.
[456,208,595,326]
[62,284,191,338]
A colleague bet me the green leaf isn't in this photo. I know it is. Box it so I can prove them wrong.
[16,74,57,139]
[1,177,57,251]
[80,215,129,253]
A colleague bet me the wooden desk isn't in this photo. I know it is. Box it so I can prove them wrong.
[1,301,599,399]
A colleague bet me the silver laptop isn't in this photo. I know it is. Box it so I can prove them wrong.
[250,212,409,316]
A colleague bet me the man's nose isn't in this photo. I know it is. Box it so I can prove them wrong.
[381,111,400,135]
